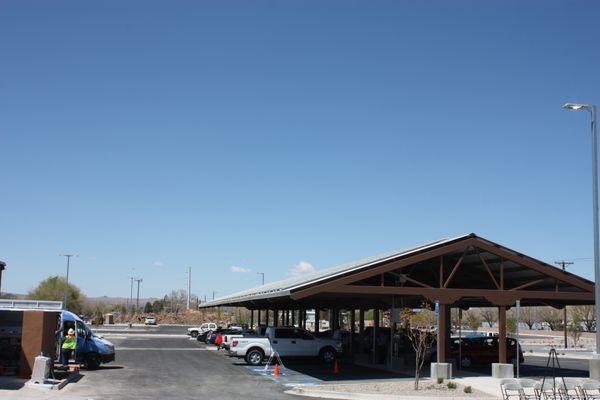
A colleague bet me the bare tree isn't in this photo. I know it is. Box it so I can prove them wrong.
[570,312,583,347]
[479,308,497,328]
[571,306,596,333]
[538,307,563,331]
[400,304,436,391]
[519,307,538,330]
[165,290,187,314]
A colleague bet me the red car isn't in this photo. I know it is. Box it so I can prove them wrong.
[449,336,524,368]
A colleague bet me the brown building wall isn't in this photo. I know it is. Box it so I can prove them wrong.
[19,311,59,376]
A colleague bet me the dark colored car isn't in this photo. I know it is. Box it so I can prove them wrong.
[196,330,210,342]
[449,336,524,368]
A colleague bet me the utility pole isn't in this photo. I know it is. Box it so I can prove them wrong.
[257,272,265,285]
[129,276,135,310]
[187,267,192,310]
[0,261,6,297]
[60,254,76,310]
[135,278,143,311]
[555,260,574,348]
[212,291,217,300]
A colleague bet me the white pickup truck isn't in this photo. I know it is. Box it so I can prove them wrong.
[229,326,342,366]
[187,322,217,338]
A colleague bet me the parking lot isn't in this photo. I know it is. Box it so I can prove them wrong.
[0,324,592,399]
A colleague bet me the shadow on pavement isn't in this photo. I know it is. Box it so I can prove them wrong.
[278,359,409,382]
[454,364,588,379]
[95,365,125,370]
[0,377,26,390]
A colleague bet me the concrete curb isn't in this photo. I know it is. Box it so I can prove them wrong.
[285,387,490,400]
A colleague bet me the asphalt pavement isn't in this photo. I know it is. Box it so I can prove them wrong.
[0,324,592,399]
[60,326,303,400]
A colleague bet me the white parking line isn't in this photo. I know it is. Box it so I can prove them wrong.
[117,347,217,351]
[102,334,188,339]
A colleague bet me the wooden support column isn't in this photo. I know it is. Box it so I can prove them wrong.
[329,308,337,330]
[437,304,450,363]
[274,309,279,327]
[292,309,296,326]
[250,310,254,328]
[498,306,507,363]
[257,310,262,326]
[350,309,356,354]
[284,310,289,326]
[373,308,380,364]
[303,309,307,329]
[359,309,365,352]
[314,308,320,334]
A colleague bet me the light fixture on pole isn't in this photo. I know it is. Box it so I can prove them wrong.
[257,272,265,285]
[59,254,77,310]
[563,102,599,358]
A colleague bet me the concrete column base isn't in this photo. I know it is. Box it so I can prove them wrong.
[430,363,452,380]
[590,358,600,380]
[491,363,514,378]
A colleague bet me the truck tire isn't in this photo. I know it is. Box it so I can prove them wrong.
[319,347,336,364]
[190,330,199,338]
[245,348,264,366]
[85,353,101,370]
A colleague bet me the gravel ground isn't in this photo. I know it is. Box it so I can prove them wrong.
[303,378,488,398]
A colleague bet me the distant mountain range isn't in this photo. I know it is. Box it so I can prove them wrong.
[0,293,157,306]
[85,296,158,306]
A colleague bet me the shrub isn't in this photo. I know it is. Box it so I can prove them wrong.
[464,386,473,393]
[447,381,457,390]
[437,378,444,384]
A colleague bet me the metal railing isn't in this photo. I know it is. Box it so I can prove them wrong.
[0,298,63,311]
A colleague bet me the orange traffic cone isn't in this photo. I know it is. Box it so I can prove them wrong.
[273,363,280,377]
[333,360,339,375]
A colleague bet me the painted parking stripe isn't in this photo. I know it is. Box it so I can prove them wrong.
[117,347,218,351]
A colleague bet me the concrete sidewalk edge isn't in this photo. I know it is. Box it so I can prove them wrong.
[285,387,491,400]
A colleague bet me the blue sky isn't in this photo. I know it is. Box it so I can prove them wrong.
[1,1,599,300]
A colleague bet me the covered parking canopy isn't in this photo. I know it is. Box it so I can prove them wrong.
[201,233,594,366]
[202,233,593,310]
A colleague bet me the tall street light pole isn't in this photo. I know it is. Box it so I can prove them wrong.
[257,272,265,285]
[60,254,76,310]
[563,102,599,358]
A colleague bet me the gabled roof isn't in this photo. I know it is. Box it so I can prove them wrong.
[200,234,470,307]
[200,233,595,309]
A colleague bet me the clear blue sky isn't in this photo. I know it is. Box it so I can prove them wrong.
[1,1,599,300]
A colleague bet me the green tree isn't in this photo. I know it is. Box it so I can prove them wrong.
[152,299,164,313]
[144,302,154,314]
[465,311,481,332]
[506,315,516,335]
[28,276,85,314]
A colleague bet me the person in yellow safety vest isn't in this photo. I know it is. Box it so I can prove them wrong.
[61,328,76,367]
